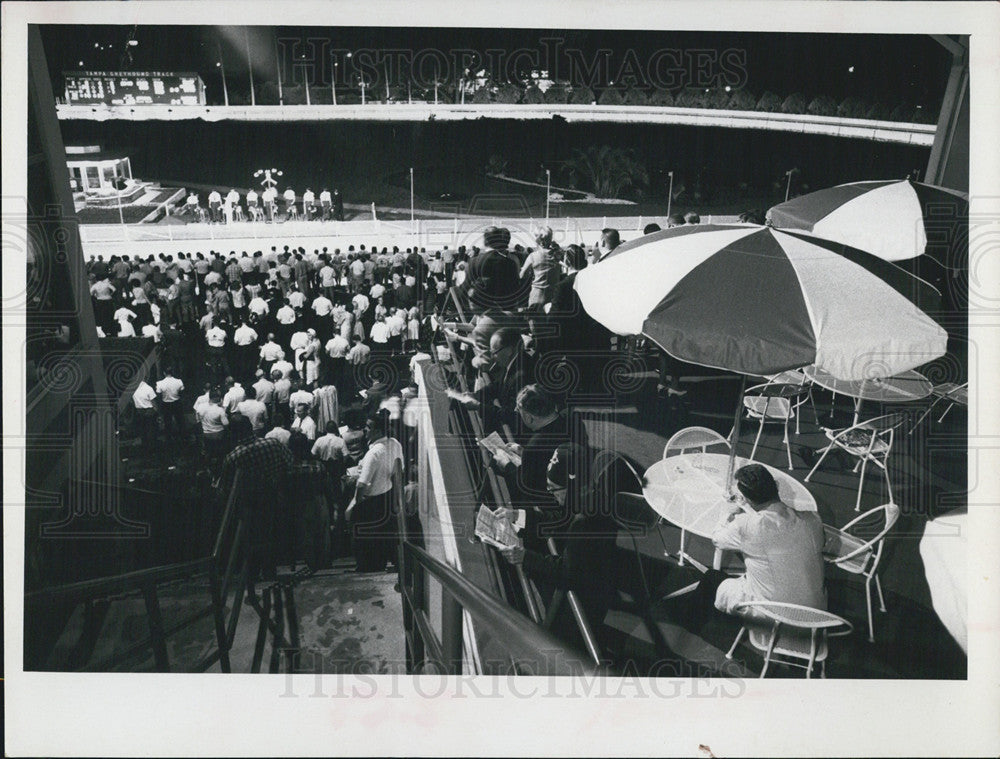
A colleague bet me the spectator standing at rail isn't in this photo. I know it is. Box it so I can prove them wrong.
[465,226,524,313]
[520,226,561,309]
[350,409,403,573]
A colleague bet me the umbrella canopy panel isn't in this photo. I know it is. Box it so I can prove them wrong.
[575,225,947,381]
[767,180,968,267]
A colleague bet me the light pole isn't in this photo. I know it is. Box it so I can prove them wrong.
[274,36,283,105]
[545,168,551,221]
[410,167,415,227]
[666,171,674,218]
[784,168,796,202]
[301,54,311,105]
[217,42,229,106]
[332,60,338,105]
[244,28,255,106]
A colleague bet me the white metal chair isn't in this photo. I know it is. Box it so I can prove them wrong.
[804,412,907,512]
[232,205,246,222]
[286,204,300,221]
[661,427,731,567]
[725,601,853,678]
[910,381,968,432]
[741,382,809,471]
[662,425,731,460]
[765,369,818,434]
[249,204,265,222]
[823,503,900,642]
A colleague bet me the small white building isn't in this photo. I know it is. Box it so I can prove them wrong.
[66,144,132,193]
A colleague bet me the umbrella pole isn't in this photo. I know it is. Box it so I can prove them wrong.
[726,375,747,497]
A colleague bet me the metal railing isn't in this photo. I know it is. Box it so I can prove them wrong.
[424,303,605,667]
[396,538,603,677]
[25,469,255,672]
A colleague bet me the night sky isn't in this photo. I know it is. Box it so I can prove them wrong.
[39,25,953,108]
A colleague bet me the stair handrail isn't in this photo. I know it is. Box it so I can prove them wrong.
[24,469,252,673]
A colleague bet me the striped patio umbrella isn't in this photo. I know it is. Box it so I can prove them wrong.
[767,180,968,268]
[575,224,947,382]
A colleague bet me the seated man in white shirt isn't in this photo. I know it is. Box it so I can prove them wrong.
[678,464,826,628]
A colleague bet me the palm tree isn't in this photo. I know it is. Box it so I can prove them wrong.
[565,146,649,199]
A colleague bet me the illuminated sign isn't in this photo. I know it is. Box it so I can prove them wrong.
[63,71,206,106]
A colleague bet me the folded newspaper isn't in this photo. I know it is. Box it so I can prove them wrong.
[474,505,522,550]
[477,431,522,466]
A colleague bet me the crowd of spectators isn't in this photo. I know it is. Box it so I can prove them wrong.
[93,212,824,662]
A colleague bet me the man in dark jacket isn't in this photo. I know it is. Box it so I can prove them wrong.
[464,227,526,313]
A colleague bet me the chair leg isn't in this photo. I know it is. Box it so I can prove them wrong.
[820,659,826,678]
[678,528,686,567]
[882,461,894,507]
[865,573,875,643]
[750,417,765,462]
[783,418,793,470]
[725,626,745,659]
[937,402,954,424]
[874,573,887,613]
[805,444,834,482]
[855,456,869,512]
[760,622,779,678]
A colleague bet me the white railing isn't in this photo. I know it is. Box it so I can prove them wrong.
[55,102,936,146]
[78,213,741,258]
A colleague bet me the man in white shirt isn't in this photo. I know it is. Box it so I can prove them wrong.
[253,369,276,407]
[132,379,159,448]
[319,188,332,220]
[265,422,292,446]
[353,410,404,571]
[246,188,260,219]
[248,294,269,320]
[369,282,386,301]
[259,334,285,376]
[290,402,317,440]
[346,336,371,366]
[272,370,292,422]
[312,421,348,461]
[236,386,269,435]
[369,316,390,351]
[197,388,229,463]
[193,382,212,417]
[155,367,186,441]
[283,187,297,218]
[233,320,258,379]
[222,377,246,415]
[289,379,314,413]
[312,293,333,319]
[141,322,162,343]
[351,291,370,316]
[692,464,826,623]
[319,261,338,300]
[302,188,316,220]
[208,189,223,223]
[287,286,307,311]
[272,358,294,380]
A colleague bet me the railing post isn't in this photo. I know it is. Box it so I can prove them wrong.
[441,593,464,675]
[141,583,171,672]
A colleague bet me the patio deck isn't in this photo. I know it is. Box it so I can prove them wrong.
[579,368,967,679]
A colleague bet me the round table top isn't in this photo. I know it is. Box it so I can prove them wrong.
[642,453,817,540]
[803,365,933,403]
